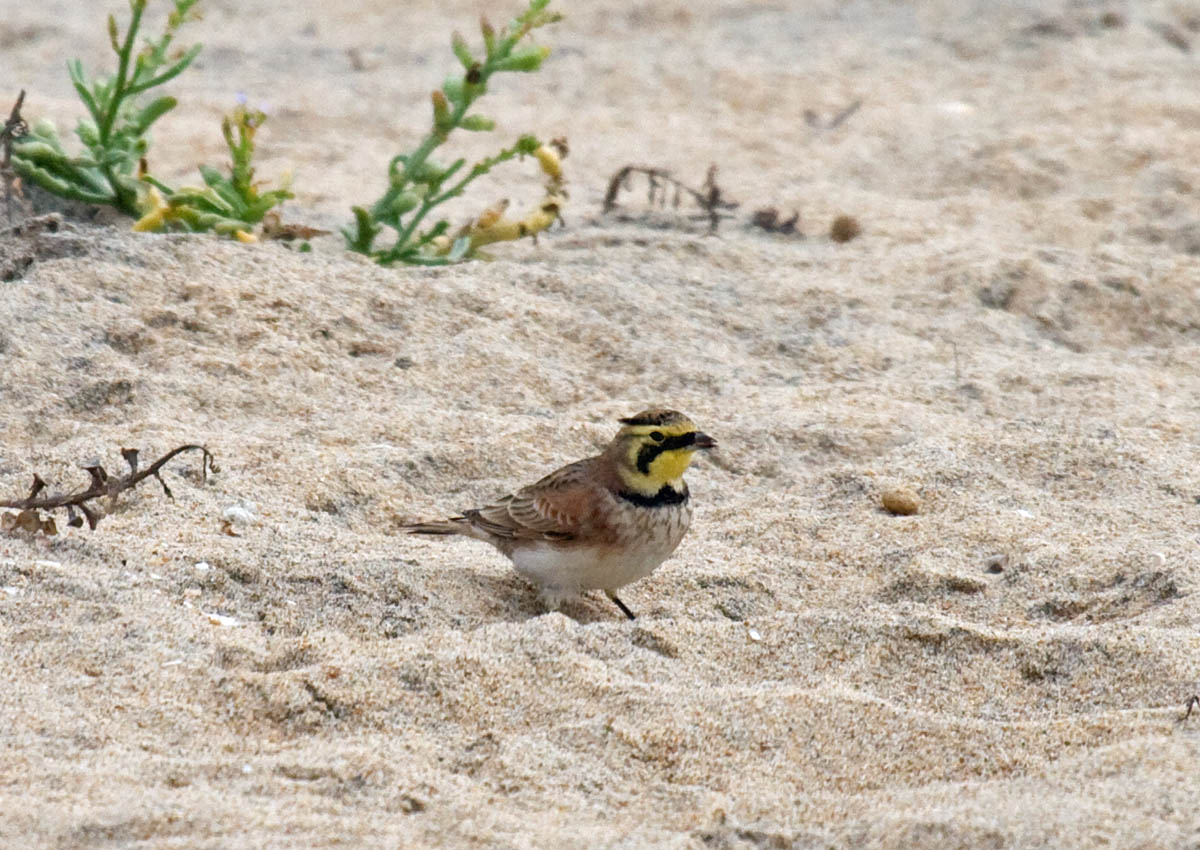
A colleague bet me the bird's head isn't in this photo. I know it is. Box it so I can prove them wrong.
[608,408,716,495]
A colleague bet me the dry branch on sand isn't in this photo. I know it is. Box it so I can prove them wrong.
[1,90,29,225]
[603,164,738,233]
[0,444,216,534]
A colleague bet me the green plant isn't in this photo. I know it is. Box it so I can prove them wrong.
[11,0,562,254]
[344,0,565,265]
[134,103,293,239]
[10,0,201,216]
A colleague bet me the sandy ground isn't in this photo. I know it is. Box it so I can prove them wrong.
[3,0,1200,847]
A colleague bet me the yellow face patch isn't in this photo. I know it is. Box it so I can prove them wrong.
[617,421,703,494]
[646,447,696,484]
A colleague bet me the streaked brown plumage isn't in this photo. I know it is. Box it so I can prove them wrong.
[403,409,716,619]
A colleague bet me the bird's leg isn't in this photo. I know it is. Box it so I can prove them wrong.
[605,591,637,620]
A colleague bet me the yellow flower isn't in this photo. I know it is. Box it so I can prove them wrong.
[131,186,170,232]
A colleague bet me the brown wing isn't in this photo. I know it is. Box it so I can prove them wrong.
[462,457,606,542]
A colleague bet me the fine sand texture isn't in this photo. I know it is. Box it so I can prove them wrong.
[3,1,1200,847]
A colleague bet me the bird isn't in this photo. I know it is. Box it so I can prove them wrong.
[402,409,716,619]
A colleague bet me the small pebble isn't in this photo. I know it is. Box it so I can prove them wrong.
[830,215,862,243]
[222,503,257,525]
[984,554,1009,574]
[881,487,921,515]
[204,611,243,628]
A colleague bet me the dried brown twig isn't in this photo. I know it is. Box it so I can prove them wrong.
[1,444,216,534]
[750,207,800,235]
[803,99,861,131]
[2,90,29,225]
[602,164,738,232]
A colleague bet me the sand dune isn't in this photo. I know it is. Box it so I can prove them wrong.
[2,1,1200,847]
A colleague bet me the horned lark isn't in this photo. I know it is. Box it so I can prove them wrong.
[403,409,716,619]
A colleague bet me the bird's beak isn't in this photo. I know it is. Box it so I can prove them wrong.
[692,432,717,450]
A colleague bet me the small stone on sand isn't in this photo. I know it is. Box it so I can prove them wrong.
[881,486,921,515]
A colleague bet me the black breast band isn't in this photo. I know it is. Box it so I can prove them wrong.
[617,484,689,507]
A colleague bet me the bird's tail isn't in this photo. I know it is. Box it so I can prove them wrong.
[401,518,469,535]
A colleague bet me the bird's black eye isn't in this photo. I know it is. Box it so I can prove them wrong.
[650,431,664,442]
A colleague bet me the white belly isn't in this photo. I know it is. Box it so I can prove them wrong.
[511,543,668,593]
[508,499,692,594]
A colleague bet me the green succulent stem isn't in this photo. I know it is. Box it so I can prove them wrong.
[98,0,144,146]
[134,104,292,236]
[368,119,456,226]
[347,0,560,264]
[12,0,202,218]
